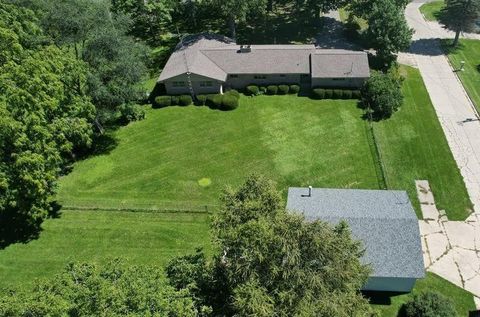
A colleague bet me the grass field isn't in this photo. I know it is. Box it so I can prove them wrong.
[58,97,380,211]
[0,210,211,290]
[373,66,471,220]
[444,39,480,113]
[419,1,444,21]
[372,272,476,316]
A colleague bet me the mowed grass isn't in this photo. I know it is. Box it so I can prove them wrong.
[373,66,472,220]
[445,39,480,112]
[0,210,211,290]
[58,96,380,210]
[371,272,476,317]
[419,1,445,21]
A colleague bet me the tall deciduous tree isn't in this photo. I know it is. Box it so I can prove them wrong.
[212,0,267,39]
[166,174,373,316]
[439,0,480,46]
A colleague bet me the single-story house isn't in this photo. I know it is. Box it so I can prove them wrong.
[158,33,370,95]
[286,187,425,293]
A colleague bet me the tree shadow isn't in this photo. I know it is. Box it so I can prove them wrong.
[408,38,446,56]
[0,202,62,250]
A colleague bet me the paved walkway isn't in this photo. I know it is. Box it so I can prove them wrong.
[405,0,480,306]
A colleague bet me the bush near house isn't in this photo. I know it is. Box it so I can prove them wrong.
[289,85,300,94]
[220,95,239,110]
[196,95,207,106]
[154,96,172,108]
[278,85,290,94]
[179,95,193,106]
[312,88,361,100]
[267,85,278,95]
[402,292,456,317]
[118,103,146,124]
[246,85,260,96]
[171,95,180,106]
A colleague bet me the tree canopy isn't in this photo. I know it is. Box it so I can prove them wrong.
[166,174,373,316]
[0,259,199,316]
[439,0,480,46]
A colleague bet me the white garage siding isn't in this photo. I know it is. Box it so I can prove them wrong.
[363,277,418,293]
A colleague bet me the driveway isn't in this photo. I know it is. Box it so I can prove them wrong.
[404,0,480,307]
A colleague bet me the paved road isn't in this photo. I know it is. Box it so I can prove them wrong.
[405,0,480,307]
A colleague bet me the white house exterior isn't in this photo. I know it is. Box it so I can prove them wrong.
[157,33,370,95]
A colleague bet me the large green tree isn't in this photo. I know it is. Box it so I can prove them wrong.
[439,0,480,46]
[0,259,199,316]
[166,175,373,316]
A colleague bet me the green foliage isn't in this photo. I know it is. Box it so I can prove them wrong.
[206,94,223,108]
[118,103,146,124]
[312,88,326,99]
[167,174,373,316]
[362,70,403,119]
[266,85,278,95]
[154,96,172,108]
[343,89,353,99]
[212,0,267,38]
[351,0,413,68]
[0,259,199,316]
[0,33,95,245]
[179,95,193,106]
[439,0,480,46]
[333,89,344,99]
[220,95,239,111]
[246,85,260,96]
[352,89,362,99]
[325,89,334,98]
[171,95,180,106]
[402,292,456,317]
[289,84,300,94]
[196,94,207,106]
[278,84,289,94]
[225,89,240,98]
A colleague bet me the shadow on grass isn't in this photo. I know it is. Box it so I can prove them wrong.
[363,290,408,306]
[0,202,62,249]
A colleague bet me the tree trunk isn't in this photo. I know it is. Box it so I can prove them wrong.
[453,29,460,47]
[228,15,236,40]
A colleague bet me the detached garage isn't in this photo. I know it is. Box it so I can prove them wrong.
[286,187,425,293]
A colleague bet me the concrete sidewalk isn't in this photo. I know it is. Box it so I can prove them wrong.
[405,0,480,306]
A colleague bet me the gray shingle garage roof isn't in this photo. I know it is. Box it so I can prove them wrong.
[286,187,425,279]
[311,50,370,78]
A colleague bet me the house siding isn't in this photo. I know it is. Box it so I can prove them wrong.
[163,73,223,95]
[224,74,305,90]
[311,77,366,88]
[362,277,418,293]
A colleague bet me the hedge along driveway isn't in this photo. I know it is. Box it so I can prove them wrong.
[372,66,471,220]
[58,95,380,211]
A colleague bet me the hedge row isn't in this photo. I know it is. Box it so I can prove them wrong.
[195,90,239,111]
[154,95,193,108]
[246,84,300,96]
[311,88,361,100]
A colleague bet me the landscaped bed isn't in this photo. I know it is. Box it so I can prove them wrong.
[444,39,480,113]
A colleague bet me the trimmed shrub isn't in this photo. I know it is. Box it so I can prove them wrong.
[118,103,146,124]
[154,96,171,108]
[259,86,267,94]
[324,89,334,99]
[278,85,289,95]
[171,95,180,105]
[289,85,300,94]
[196,95,207,106]
[179,95,192,106]
[206,94,223,109]
[342,90,353,99]
[312,88,325,99]
[220,95,239,111]
[225,89,240,98]
[333,89,343,99]
[267,85,278,95]
[246,85,259,96]
[352,90,362,99]
[402,292,456,317]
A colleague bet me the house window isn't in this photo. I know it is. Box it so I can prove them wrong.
[332,78,346,81]
[279,74,286,77]
[200,81,213,87]
[172,81,186,87]
[229,74,239,78]
[254,75,267,80]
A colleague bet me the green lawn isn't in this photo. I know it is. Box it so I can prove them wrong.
[0,210,211,290]
[373,66,471,220]
[58,96,380,211]
[444,39,480,112]
[371,272,476,316]
[419,1,445,21]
